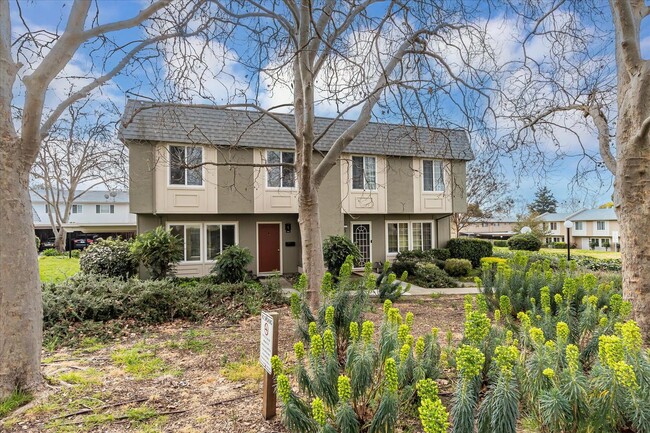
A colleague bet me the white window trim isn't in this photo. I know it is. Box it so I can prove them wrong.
[595,221,607,231]
[167,144,206,189]
[167,222,239,264]
[72,204,83,214]
[421,159,445,193]
[385,220,435,257]
[265,150,296,190]
[351,155,378,192]
[96,204,115,214]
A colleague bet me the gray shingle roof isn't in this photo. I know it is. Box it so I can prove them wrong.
[537,212,575,222]
[569,208,617,221]
[119,100,473,160]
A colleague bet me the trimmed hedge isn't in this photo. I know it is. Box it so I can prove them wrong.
[493,240,508,247]
[446,238,493,267]
[396,248,450,262]
[552,242,567,249]
[444,258,472,277]
[507,233,542,251]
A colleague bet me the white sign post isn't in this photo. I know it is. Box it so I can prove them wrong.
[260,311,278,420]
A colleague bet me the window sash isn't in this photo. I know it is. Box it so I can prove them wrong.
[423,160,444,192]
[72,204,82,214]
[352,156,376,190]
[169,145,203,186]
[95,204,114,214]
[574,222,583,230]
[206,224,236,260]
[388,222,433,253]
[267,151,295,188]
[596,221,605,230]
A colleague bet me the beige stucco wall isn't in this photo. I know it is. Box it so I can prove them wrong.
[154,144,218,214]
[128,141,156,214]
[412,158,454,214]
[316,154,345,238]
[450,161,467,213]
[340,154,388,214]
[387,157,415,213]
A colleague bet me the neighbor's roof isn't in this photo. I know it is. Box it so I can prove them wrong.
[119,100,474,160]
[536,212,575,222]
[30,190,129,204]
[569,208,617,221]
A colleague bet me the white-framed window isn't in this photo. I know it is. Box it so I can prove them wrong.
[352,156,377,190]
[596,221,606,230]
[169,145,203,186]
[72,204,83,214]
[168,222,238,263]
[170,224,202,262]
[206,223,237,260]
[550,222,558,230]
[96,204,114,214]
[601,238,609,246]
[422,159,444,192]
[387,221,434,254]
[266,150,295,188]
[574,221,583,230]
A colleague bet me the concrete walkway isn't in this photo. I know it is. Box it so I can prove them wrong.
[277,274,479,298]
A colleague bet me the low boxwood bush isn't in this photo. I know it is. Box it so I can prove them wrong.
[211,245,253,283]
[447,238,493,267]
[42,274,286,346]
[507,233,542,251]
[323,235,361,276]
[552,241,567,249]
[411,263,458,288]
[444,258,472,277]
[80,238,137,279]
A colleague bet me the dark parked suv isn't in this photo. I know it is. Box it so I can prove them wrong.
[72,234,98,250]
[40,237,56,250]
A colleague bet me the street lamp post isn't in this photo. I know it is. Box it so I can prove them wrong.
[564,221,573,261]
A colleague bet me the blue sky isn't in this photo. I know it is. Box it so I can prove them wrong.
[11,1,650,210]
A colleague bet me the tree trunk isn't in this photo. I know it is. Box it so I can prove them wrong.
[0,140,43,399]
[617,124,650,339]
[298,184,325,312]
[55,230,66,252]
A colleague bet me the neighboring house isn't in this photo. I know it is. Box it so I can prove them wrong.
[32,190,137,242]
[459,216,518,239]
[538,212,576,244]
[119,100,473,277]
[537,208,620,250]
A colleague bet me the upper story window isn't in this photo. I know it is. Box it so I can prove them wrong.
[72,204,83,214]
[96,204,114,214]
[169,145,203,186]
[596,221,606,230]
[422,160,444,192]
[550,222,557,230]
[352,156,376,190]
[266,150,295,188]
[574,221,583,230]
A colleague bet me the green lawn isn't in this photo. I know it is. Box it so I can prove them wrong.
[494,246,620,260]
[39,256,80,283]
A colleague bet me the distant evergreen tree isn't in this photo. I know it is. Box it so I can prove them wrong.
[528,186,558,214]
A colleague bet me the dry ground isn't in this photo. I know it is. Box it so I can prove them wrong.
[1,296,466,433]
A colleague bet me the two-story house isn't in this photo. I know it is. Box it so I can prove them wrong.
[120,101,472,277]
[32,190,136,242]
[537,208,619,250]
[459,216,518,239]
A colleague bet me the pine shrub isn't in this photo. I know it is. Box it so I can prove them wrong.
[447,238,493,267]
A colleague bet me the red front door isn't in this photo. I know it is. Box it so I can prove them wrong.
[258,223,281,273]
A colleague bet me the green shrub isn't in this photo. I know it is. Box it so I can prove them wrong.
[507,233,542,251]
[80,238,137,279]
[42,274,286,346]
[444,258,472,277]
[42,248,61,256]
[493,240,508,247]
[589,239,598,250]
[376,261,410,302]
[396,248,451,262]
[211,245,253,283]
[131,226,183,279]
[411,263,458,288]
[278,295,442,433]
[552,241,567,249]
[323,235,361,276]
[35,236,41,250]
[447,238,493,267]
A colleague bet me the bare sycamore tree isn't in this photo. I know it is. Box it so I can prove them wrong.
[31,103,127,251]
[150,0,495,310]
[497,1,650,335]
[452,158,514,236]
[0,0,206,398]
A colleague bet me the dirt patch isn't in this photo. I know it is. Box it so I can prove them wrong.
[3,297,466,433]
